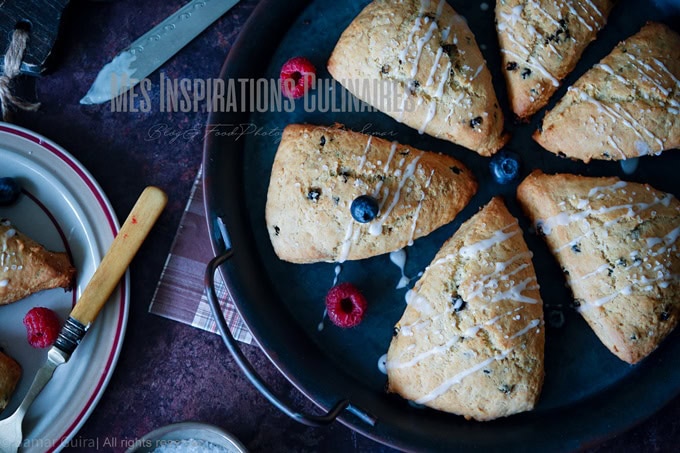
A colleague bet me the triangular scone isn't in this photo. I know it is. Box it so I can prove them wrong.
[496,0,615,119]
[517,171,680,364]
[0,350,21,412]
[534,22,680,162]
[0,219,76,306]
[386,198,544,421]
[266,124,477,264]
[328,0,508,156]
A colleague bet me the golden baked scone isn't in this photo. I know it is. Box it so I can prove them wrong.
[387,198,544,420]
[0,350,21,412]
[328,0,508,156]
[0,219,76,306]
[517,171,680,364]
[265,124,477,263]
[496,0,615,119]
[534,22,680,162]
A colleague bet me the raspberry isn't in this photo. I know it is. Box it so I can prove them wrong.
[23,307,61,348]
[325,283,367,328]
[280,56,316,99]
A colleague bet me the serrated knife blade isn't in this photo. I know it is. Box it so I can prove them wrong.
[80,0,239,105]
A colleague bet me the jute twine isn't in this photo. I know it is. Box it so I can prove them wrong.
[0,28,40,122]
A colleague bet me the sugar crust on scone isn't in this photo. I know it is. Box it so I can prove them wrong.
[534,22,680,162]
[328,0,508,156]
[387,197,545,420]
[265,124,478,263]
[517,170,680,364]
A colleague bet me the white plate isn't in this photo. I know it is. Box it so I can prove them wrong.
[0,122,128,452]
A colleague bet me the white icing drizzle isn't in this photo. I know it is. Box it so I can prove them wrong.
[426,47,444,87]
[596,63,630,86]
[356,135,373,172]
[378,353,388,374]
[489,277,540,304]
[459,222,519,258]
[462,252,533,301]
[541,190,671,237]
[573,84,662,149]
[408,169,435,245]
[419,101,437,134]
[411,20,439,79]
[587,181,628,198]
[568,263,609,285]
[497,3,560,87]
[390,249,411,289]
[369,154,423,236]
[509,318,541,339]
[625,53,671,97]
[501,48,559,87]
[414,349,513,404]
[0,279,8,287]
[337,223,355,263]
[372,141,399,197]
[387,334,461,370]
[497,5,523,31]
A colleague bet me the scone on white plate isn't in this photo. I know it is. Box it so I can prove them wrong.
[0,219,76,306]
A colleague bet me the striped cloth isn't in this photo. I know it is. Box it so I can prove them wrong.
[149,167,253,344]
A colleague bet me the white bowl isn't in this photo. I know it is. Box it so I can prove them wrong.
[126,422,248,453]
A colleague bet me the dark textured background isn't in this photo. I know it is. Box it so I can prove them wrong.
[3,0,679,451]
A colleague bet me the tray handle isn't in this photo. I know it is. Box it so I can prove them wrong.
[205,250,377,428]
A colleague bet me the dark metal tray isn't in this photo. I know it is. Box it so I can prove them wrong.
[203,1,680,451]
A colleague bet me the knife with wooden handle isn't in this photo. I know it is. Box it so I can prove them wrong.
[58,186,167,349]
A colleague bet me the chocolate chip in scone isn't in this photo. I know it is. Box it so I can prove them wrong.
[307,188,321,201]
[274,225,280,236]
[617,257,628,267]
[506,61,518,71]
[483,369,492,375]
[660,307,671,321]
[441,43,457,57]
[319,135,326,146]
[470,116,483,128]
[393,326,400,337]
[571,243,581,253]
[381,64,391,74]
[450,165,462,174]
[498,384,514,394]
[339,168,351,183]
[521,68,532,79]
[332,196,340,205]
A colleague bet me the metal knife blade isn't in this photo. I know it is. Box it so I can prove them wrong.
[80,0,239,105]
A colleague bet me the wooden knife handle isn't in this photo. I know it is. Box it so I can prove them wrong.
[69,186,167,327]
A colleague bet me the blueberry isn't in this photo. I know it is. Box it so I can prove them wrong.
[489,151,521,184]
[0,177,21,206]
[350,195,379,223]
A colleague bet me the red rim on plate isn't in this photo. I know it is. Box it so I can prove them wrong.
[0,123,127,452]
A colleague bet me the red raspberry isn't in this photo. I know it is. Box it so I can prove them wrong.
[23,307,61,348]
[325,283,367,328]
[280,56,316,99]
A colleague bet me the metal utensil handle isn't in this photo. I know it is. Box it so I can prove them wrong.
[205,251,376,428]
